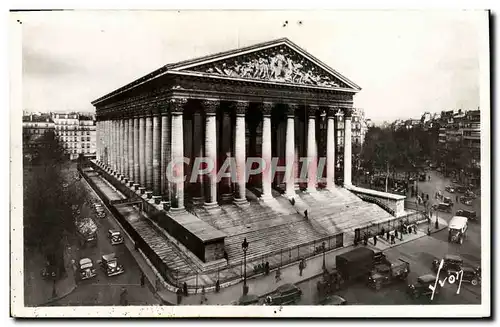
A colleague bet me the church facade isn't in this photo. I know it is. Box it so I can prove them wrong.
[92,38,360,210]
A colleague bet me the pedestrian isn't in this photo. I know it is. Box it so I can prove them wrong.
[275,267,282,283]
[427,227,431,236]
[215,279,220,293]
[426,194,429,201]
[290,197,295,206]
[363,234,368,246]
[381,227,385,237]
[373,234,377,246]
[390,234,395,245]
[201,286,207,304]
[386,231,390,241]
[140,273,145,287]
[120,287,128,306]
[456,195,458,202]
[265,261,270,275]
[176,288,183,305]
[183,282,188,297]
[394,229,398,239]
[304,210,308,219]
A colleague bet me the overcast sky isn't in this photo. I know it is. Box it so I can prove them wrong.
[18,10,485,123]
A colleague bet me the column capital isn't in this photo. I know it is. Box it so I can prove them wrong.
[260,102,274,116]
[169,98,188,115]
[201,99,220,116]
[327,106,340,117]
[230,101,249,116]
[285,103,299,118]
[306,105,319,117]
[343,107,353,118]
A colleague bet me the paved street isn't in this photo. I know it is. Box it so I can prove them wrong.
[297,228,481,305]
[48,163,159,306]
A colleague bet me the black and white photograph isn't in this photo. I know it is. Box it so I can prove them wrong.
[10,8,490,318]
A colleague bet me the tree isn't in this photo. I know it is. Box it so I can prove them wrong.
[23,130,76,277]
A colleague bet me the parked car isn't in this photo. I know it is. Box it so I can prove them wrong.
[432,202,452,213]
[108,229,124,245]
[318,295,347,305]
[460,266,481,286]
[445,186,455,193]
[455,209,477,221]
[265,283,302,305]
[443,196,454,206]
[97,211,106,219]
[78,258,97,280]
[464,190,477,199]
[432,254,463,275]
[232,294,261,306]
[407,274,439,299]
[99,253,124,277]
[368,257,410,290]
[456,186,468,193]
[459,196,473,206]
[41,264,58,280]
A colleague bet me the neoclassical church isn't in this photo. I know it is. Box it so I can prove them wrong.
[91,38,407,277]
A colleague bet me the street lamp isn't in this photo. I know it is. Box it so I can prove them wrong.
[242,238,249,296]
[322,241,326,270]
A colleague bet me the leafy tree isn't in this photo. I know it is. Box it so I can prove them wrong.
[23,130,77,277]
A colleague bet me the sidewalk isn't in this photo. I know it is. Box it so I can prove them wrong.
[24,241,77,307]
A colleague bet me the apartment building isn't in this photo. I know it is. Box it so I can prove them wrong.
[51,112,96,160]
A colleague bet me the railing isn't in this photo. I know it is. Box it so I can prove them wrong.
[356,210,426,240]
[357,194,395,216]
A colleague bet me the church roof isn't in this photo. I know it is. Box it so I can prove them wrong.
[93,38,361,105]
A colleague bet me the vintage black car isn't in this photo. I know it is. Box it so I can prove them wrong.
[445,186,455,193]
[443,196,454,206]
[432,254,463,274]
[78,258,97,280]
[456,186,468,193]
[455,209,477,221]
[41,264,58,280]
[265,283,302,305]
[99,253,124,277]
[108,230,124,245]
[459,196,473,206]
[407,274,439,299]
[318,295,347,305]
[432,202,452,213]
[232,294,261,306]
[460,266,481,286]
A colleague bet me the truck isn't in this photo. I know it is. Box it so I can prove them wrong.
[368,253,410,290]
[335,247,375,282]
[76,217,98,247]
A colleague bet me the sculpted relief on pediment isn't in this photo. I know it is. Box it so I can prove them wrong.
[186,45,348,89]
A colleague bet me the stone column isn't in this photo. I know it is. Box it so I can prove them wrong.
[307,105,318,192]
[326,107,336,190]
[128,118,134,182]
[113,119,118,172]
[145,113,154,193]
[220,108,233,201]
[170,98,187,210]
[139,116,146,187]
[233,101,248,205]
[133,117,140,185]
[191,111,204,203]
[343,108,353,186]
[123,119,129,179]
[285,104,297,198]
[160,108,171,205]
[203,100,219,209]
[260,102,273,201]
[152,110,162,201]
[117,119,122,175]
[294,114,301,190]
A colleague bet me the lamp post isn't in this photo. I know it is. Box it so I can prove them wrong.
[322,241,326,270]
[242,238,249,296]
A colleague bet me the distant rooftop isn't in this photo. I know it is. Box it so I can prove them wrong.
[22,114,54,123]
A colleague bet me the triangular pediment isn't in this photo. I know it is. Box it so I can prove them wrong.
[169,38,361,91]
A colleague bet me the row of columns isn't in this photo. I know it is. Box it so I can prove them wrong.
[96,99,353,211]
